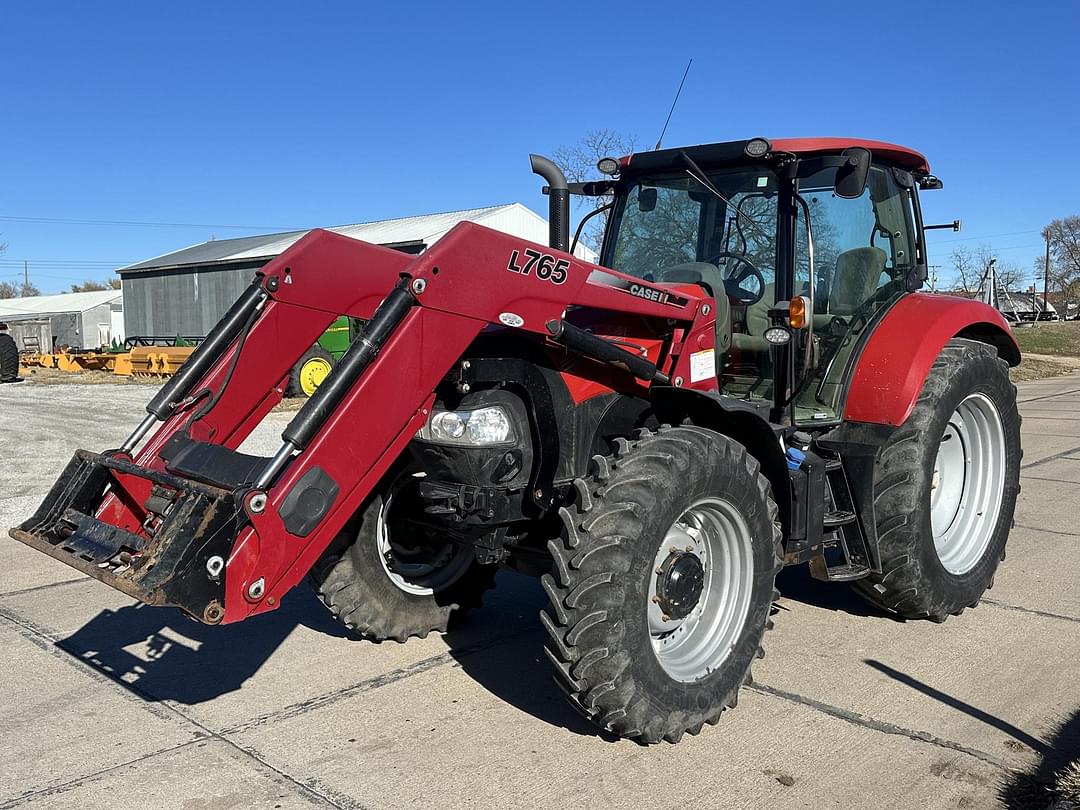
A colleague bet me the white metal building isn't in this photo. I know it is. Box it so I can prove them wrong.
[0,290,123,351]
[118,204,595,339]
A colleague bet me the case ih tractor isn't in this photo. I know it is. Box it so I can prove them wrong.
[12,137,1021,744]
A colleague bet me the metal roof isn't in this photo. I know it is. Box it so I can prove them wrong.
[0,289,122,320]
[118,204,539,274]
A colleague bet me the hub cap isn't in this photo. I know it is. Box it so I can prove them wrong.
[930,393,1006,575]
[376,494,474,596]
[648,497,755,682]
[299,357,333,397]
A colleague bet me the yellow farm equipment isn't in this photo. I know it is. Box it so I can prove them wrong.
[123,346,195,377]
[17,346,195,379]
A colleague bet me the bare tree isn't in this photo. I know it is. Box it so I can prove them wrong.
[19,281,40,297]
[0,281,16,299]
[70,279,110,292]
[947,245,1026,295]
[552,129,638,254]
[948,246,982,294]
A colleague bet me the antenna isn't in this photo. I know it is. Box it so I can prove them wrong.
[654,59,692,151]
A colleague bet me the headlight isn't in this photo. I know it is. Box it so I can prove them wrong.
[417,406,515,446]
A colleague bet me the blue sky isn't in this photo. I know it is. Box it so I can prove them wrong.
[2,1,1077,293]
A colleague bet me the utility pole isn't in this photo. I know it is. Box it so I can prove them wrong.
[928,264,941,292]
[23,260,28,290]
[1045,229,1052,321]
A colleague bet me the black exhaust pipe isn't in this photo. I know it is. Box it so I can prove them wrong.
[530,154,569,254]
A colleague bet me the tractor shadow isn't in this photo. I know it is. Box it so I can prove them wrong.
[54,567,899,739]
[442,571,617,740]
[55,569,606,738]
[57,586,350,705]
[775,565,902,620]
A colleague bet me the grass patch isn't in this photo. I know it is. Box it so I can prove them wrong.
[1012,321,1080,357]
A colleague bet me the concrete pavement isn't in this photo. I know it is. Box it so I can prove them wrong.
[1,377,1078,809]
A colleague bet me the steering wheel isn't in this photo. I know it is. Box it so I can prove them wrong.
[708,252,766,305]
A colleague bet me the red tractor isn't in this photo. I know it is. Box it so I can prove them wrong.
[12,137,1021,743]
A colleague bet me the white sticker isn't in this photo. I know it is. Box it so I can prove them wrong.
[498,312,524,328]
[689,349,716,383]
[757,176,768,188]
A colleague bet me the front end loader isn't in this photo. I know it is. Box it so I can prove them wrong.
[12,137,1022,743]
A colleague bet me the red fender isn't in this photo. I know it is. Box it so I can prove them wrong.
[843,293,1020,427]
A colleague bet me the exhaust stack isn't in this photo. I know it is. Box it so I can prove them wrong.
[529,154,569,254]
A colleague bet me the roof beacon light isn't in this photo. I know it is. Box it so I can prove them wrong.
[744,138,772,159]
[597,157,620,176]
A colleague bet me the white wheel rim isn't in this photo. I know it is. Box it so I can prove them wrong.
[647,496,756,682]
[376,494,474,596]
[930,392,1006,575]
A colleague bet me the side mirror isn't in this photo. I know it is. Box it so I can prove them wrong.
[834,147,871,199]
[638,187,658,212]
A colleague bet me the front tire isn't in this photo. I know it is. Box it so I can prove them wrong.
[853,338,1021,621]
[311,485,496,642]
[541,426,782,744]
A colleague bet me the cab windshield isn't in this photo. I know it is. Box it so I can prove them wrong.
[605,166,780,399]
[607,168,779,290]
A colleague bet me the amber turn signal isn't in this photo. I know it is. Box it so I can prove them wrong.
[789,295,810,329]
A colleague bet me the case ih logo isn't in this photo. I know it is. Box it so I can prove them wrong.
[601,276,689,308]
[629,283,684,306]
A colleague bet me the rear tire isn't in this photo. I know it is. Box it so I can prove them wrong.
[541,426,782,744]
[0,334,18,382]
[311,484,496,642]
[852,338,1020,621]
[288,345,335,398]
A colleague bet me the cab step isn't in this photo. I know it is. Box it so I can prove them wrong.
[810,559,872,582]
[823,509,856,528]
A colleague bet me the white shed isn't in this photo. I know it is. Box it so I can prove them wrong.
[0,290,123,351]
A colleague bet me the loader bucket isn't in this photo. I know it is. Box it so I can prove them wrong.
[10,449,244,623]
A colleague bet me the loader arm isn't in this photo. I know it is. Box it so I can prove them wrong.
[11,222,710,624]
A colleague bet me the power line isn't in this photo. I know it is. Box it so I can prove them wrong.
[0,260,128,267]
[0,271,118,281]
[0,214,304,231]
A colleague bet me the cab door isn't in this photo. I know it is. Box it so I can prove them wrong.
[793,163,920,422]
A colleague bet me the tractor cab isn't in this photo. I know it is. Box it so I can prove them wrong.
[597,138,934,424]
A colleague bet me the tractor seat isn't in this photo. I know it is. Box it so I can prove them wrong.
[831,246,887,315]
[657,263,732,354]
[731,283,774,353]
